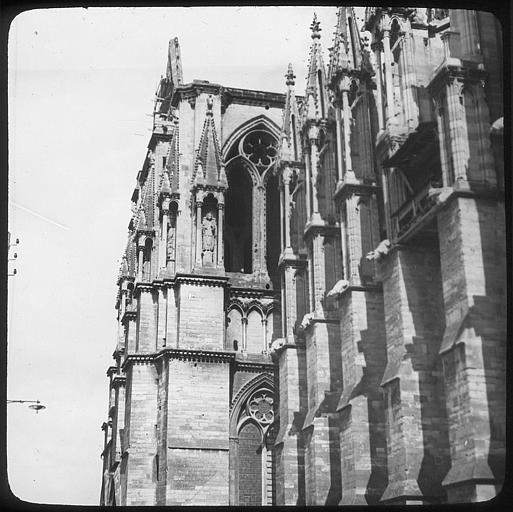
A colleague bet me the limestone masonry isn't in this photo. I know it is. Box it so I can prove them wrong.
[100,7,505,505]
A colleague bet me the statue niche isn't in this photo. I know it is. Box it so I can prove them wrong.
[201,209,217,265]
[166,203,178,264]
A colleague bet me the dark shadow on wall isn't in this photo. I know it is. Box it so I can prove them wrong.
[361,291,388,504]
[476,197,507,485]
[401,238,450,501]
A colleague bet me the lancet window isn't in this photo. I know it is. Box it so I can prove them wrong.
[230,380,276,506]
[223,120,280,277]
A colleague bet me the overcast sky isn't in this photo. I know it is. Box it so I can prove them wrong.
[6,6,352,504]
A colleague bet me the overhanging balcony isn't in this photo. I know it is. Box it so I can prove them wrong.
[391,179,443,242]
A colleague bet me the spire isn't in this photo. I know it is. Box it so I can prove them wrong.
[329,7,373,81]
[193,96,224,187]
[279,63,302,162]
[155,37,183,115]
[166,37,183,85]
[166,119,180,194]
[304,13,329,122]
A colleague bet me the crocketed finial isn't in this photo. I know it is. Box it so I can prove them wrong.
[285,63,295,86]
[310,13,321,39]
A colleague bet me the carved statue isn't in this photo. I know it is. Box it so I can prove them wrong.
[202,210,217,262]
[167,225,175,262]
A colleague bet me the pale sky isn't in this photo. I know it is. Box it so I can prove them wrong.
[7,6,352,504]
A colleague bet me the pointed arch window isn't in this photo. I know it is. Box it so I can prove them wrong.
[230,383,276,506]
[238,421,263,506]
[223,121,279,276]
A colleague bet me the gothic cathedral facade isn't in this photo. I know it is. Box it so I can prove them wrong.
[100,7,505,506]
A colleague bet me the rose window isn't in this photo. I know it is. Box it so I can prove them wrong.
[247,390,274,424]
[240,131,278,170]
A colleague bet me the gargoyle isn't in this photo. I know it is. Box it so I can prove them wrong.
[300,312,315,330]
[366,239,391,261]
[327,279,350,297]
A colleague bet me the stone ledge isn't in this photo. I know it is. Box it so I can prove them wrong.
[442,458,496,488]
[122,348,237,369]
[380,478,423,503]
[168,443,229,452]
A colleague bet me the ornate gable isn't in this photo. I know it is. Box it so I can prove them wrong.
[192,95,227,189]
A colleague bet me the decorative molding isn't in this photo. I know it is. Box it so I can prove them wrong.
[133,282,154,294]
[121,310,136,325]
[427,59,487,98]
[122,354,155,368]
[174,273,229,288]
[230,372,274,412]
[156,347,236,363]
[333,180,380,202]
[112,376,127,387]
[303,220,339,239]
[235,360,276,372]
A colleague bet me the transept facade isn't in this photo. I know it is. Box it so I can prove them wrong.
[100,7,505,505]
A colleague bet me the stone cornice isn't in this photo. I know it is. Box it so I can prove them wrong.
[133,282,154,294]
[192,183,227,194]
[303,219,339,239]
[333,179,380,202]
[278,251,308,270]
[171,81,288,110]
[174,273,230,288]
[122,354,155,368]
[229,286,277,299]
[106,366,117,377]
[112,375,126,387]
[121,310,136,325]
[122,348,238,369]
[156,347,236,363]
[172,81,222,104]
[234,359,276,372]
[222,86,286,109]
[427,58,488,97]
